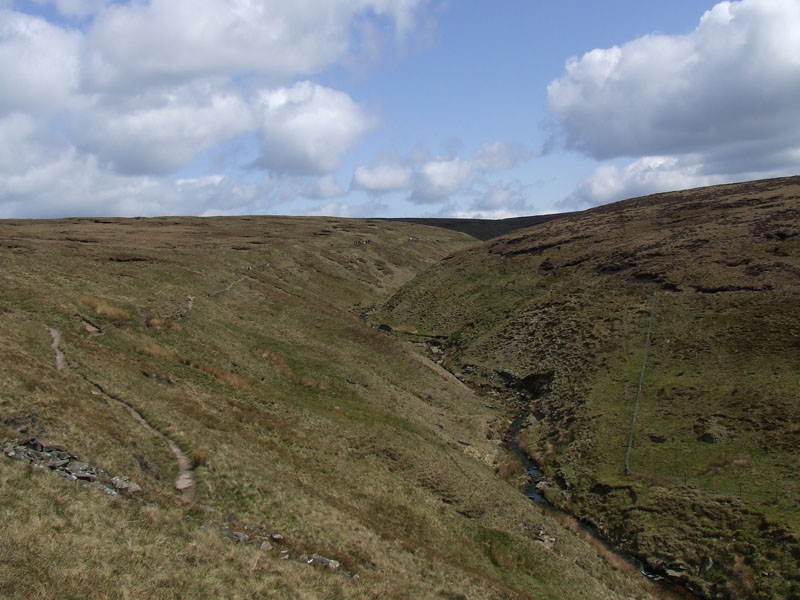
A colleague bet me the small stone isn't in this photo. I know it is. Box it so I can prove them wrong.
[664,569,688,583]
[309,554,340,571]
[88,482,119,496]
[233,532,249,544]
[66,461,90,473]
[280,550,289,560]
[260,541,273,551]
[270,533,283,542]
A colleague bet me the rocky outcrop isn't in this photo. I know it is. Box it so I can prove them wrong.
[2,438,142,497]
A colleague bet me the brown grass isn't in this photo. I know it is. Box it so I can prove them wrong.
[191,448,209,467]
[76,294,130,320]
[182,359,250,389]
[495,453,524,483]
[136,335,173,359]
[147,317,181,331]
[259,348,328,390]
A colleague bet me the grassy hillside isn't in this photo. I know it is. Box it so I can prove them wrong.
[0,216,666,599]
[379,176,800,599]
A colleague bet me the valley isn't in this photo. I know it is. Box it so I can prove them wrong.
[1,176,798,599]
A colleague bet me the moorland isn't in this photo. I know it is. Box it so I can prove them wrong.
[1,175,797,599]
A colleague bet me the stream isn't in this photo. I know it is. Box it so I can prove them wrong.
[505,408,702,600]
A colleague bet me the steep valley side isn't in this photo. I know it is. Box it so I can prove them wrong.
[378,176,800,599]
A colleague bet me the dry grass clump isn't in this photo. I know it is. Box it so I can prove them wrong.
[495,452,524,483]
[76,294,130,320]
[547,510,641,581]
[147,317,181,331]
[135,335,173,359]
[181,359,249,389]
[259,348,328,389]
[191,448,209,467]
[259,348,293,378]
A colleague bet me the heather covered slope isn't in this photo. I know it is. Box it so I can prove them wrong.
[379,176,800,599]
[0,216,659,599]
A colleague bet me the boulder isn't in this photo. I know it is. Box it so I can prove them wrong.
[308,554,340,571]
[555,469,572,490]
[66,460,91,473]
[110,476,142,495]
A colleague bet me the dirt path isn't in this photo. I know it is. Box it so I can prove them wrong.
[47,327,68,370]
[44,324,196,501]
[207,277,245,298]
[89,378,197,502]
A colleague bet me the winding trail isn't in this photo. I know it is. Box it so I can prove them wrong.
[46,323,196,502]
[95,382,197,502]
[47,327,68,370]
[207,277,245,298]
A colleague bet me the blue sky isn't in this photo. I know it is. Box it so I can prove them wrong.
[1,0,798,218]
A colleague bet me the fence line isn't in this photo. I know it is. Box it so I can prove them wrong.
[625,289,657,475]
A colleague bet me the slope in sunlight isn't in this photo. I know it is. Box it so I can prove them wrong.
[0,215,665,599]
[379,176,800,599]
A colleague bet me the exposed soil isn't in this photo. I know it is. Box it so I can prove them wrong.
[46,325,196,502]
[99,384,196,502]
[47,327,68,370]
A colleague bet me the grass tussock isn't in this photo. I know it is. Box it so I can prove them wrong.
[76,294,130,320]
[147,317,181,331]
[259,348,328,390]
[182,359,250,389]
[191,448,209,467]
[495,452,524,484]
[135,335,173,359]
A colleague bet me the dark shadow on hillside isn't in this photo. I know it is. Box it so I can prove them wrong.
[386,213,575,241]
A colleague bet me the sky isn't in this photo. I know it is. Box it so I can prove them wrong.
[1,0,799,219]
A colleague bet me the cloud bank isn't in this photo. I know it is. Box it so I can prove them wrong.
[549,0,800,207]
[351,142,532,210]
[0,1,428,217]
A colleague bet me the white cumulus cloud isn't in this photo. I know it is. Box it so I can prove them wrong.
[352,141,532,204]
[351,163,414,194]
[548,0,800,206]
[0,9,81,114]
[562,156,728,209]
[0,2,433,217]
[302,175,346,200]
[83,0,429,90]
[253,81,377,176]
[71,80,255,175]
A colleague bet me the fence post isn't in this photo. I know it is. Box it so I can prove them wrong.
[625,290,657,475]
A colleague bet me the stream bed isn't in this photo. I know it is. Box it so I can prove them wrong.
[505,409,703,600]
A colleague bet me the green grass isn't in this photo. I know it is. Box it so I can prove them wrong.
[379,176,800,599]
[0,215,658,599]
